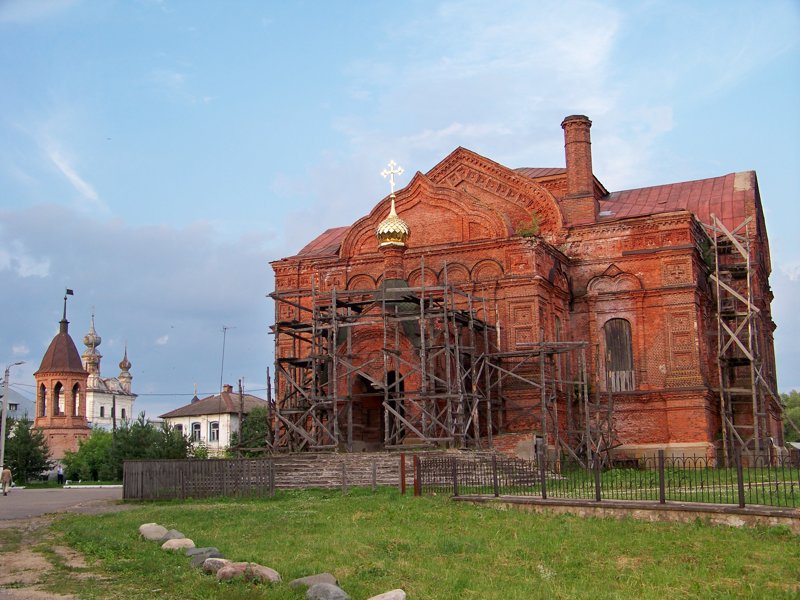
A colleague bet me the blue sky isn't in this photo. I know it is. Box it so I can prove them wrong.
[1,0,799,418]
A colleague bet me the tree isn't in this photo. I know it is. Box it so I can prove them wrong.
[63,413,191,481]
[62,429,114,481]
[782,390,800,444]
[229,406,270,457]
[4,419,53,483]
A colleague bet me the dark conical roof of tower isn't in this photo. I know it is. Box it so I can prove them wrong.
[35,319,88,375]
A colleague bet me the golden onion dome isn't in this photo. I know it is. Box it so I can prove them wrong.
[376,195,410,247]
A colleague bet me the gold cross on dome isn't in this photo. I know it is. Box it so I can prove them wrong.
[381,160,404,194]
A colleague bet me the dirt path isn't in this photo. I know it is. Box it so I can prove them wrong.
[0,491,137,599]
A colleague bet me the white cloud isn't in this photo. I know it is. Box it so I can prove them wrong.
[0,240,50,278]
[0,0,78,23]
[781,263,800,282]
[12,344,29,356]
[44,142,105,212]
[155,335,169,346]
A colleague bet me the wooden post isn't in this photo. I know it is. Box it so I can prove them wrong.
[413,455,421,497]
[400,453,406,495]
[269,458,275,497]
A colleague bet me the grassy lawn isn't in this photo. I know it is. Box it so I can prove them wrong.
[46,488,799,600]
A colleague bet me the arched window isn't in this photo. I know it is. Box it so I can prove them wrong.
[191,422,201,442]
[209,421,219,442]
[54,382,64,416]
[71,384,80,416]
[604,318,635,392]
[39,384,47,417]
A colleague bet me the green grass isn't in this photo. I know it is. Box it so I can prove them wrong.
[0,528,23,553]
[47,488,800,600]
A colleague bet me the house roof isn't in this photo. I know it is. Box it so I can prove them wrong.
[288,156,758,259]
[597,171,755,228]
[296,226,350,257]
[514,167,566,178]
[159,390,270,419]
[35,320,88,376]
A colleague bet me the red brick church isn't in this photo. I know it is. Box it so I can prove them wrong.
[270,115,780,463]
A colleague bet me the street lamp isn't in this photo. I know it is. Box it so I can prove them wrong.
[0,361,25,468]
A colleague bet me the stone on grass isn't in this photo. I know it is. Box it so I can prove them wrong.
[216,562,281,584]
[290,573,338,589]
[306,582,350,600]
[161,538,195,551]
[159,529,185,542]
[190,551,224,568]
[186,546,220,557]
[139,523,168,541]
[202,557,231,575]
[367,591,406,600]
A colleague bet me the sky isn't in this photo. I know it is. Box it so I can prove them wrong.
[1,0,799,418]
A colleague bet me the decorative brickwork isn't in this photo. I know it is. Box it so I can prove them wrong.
[270,115,780,462]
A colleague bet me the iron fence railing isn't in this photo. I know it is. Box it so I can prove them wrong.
[417,451,800,509]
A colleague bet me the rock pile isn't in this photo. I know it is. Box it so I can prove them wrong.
[138,522,406,599]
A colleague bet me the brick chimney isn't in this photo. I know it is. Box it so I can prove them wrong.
[222,384,233,394]
[561,115,599,225]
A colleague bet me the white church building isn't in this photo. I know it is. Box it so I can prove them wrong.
[80,315,136,428]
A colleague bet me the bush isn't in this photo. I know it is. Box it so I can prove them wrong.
[63,413,191,481]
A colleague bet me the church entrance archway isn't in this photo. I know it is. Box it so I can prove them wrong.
[348,371,405,450]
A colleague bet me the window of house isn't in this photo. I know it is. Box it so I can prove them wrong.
[121,408,126,420]
[175,424,183,434]
[100,406,105,417]
[209,421,219,442]
[9,403,18,412]
[604,318,635,392]
[191,422,201,442]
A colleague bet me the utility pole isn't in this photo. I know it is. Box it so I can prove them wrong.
[1,361,25,468]
[219,325,235,393]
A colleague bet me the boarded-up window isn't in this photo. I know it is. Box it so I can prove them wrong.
[604,318,635,392]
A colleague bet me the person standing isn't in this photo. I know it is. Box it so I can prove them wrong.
[1,466,12,496]
[57,465,64,485]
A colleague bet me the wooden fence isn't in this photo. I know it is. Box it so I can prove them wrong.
[123,453,420,500]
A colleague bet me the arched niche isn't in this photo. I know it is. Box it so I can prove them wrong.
[587,272,642,295]
[407,268,438,288]
[347,274,377,291]
[440,263,470,286]
[472,259,505,282]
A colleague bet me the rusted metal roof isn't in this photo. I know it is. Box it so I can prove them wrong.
[292,170,757,258]
[295,226,349,257]
[514,167,566,178]
[159,391,270,418]
[599,171,755,229]
[35,320,87,375]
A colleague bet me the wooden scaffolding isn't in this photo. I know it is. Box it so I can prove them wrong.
[702,214,784,463]
[269,263,608,460]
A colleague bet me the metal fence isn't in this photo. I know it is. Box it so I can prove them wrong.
[416,451,800,509]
